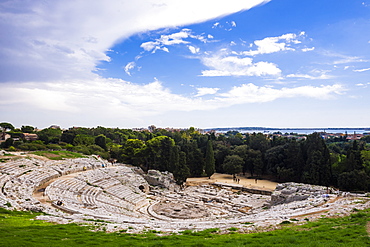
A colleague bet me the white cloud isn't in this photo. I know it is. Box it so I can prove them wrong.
[188,45,200,54]
[286,73,333,80]
[356,82,370,88]
[0,0,271,82]
[140,41,158,52]
[322,52,367,65]
[0,79,345,127]
[302,47,315,52]
[217,83,345,104]
[231,21,237,27]
[242,33,303,56]
[140,29,211,53]
[334,56,366,64]
[353,67,370,72]
[0,78,206,117]
[124,62,136,76]
[195,87,220,97]
[200,53,281,77]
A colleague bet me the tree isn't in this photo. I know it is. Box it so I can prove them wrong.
[361,135,370,143]
[283,141,305,181]
[265,145,285,176]
[1,138,14,149]
[231,145,249,175]
[345,140,364,172]
[95,134,107,151]
[0,122,14,132]
[61,131,76,144]
[146,136,176,171]
[21,125,35,133]
[173,150,190,185]
[205,140,215,178]
[245,149,263,177]
[73,134,94,146]
[213,141,231,173]
[121,139,146,166]
[249,133,270,152]
[338,170,369,191]
[38,128,62,144]
[302,133,332,186]
[222,155,243,176]
[184,141,205,177]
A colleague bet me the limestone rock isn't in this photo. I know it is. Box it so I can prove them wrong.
[270,182,329,206]
[144,170,178,191]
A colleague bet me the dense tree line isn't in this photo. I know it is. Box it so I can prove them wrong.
[1,122,369,191]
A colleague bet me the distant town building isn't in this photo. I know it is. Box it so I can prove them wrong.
[0,133,11,142]
[22,133,38,141]
[346,134,364,141]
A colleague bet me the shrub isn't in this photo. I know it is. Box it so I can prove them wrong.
[47,144,62,150]
[18,143,46,151]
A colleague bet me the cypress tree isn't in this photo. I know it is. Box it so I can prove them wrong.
[205,140,215,178]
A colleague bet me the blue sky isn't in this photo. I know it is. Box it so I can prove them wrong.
[1,0,370,129]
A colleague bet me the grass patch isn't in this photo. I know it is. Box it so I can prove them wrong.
[30,151,86,160]
[0,207,369,246]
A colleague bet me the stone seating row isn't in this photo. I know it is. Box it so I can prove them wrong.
[45,186,81,204]
[45,171,146,215]
[93,178,121,189]
[0,174,11,205]
[76,169,111,183]
[0,158,47,176]
[18,169,60,186]
[104,165,132,175]
[3,179,31,196]
[96,192,135,211]
[49,178,87,192]
[48,186,131,218]
[80,186,102,206]
[0,163,29,176]
[105,184,147,208]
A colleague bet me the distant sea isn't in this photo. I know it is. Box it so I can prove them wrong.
[205,127,370,135]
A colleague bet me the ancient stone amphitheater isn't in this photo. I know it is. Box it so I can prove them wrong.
[0,152,369,233]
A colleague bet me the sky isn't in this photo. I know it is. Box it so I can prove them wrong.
[1,0,370,129]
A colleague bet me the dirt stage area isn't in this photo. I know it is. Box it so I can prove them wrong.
[186,173,277,191]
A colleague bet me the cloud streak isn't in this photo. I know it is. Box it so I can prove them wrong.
[0,0,271,82]
[242,33,304,56]
[0,79,345,118]
[217,83,345,104]
[200,52,281,77]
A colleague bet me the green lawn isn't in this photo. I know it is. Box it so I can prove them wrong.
[0,207,369,247]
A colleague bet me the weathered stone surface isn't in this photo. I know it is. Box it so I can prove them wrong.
[144,170,178,191]
[270,182,329,206]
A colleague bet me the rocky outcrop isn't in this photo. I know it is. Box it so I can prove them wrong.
[270,182,331,206]
[143,170,178,191]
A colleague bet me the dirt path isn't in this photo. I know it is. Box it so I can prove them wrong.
[186,173,277,191]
